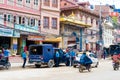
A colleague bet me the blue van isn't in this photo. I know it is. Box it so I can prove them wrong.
[28,44,55,68]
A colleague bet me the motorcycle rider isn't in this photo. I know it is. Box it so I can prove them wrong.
[112,52,120,67]
[79,51,92,70]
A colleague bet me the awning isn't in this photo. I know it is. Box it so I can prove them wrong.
[60,17,91,27]
[43,37,62,42]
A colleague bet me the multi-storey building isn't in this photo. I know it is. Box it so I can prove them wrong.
[41,0,60,48]
[0,0,60,55]
[0,0,42,55]
[60,0,100,51]
[94,5,115,48]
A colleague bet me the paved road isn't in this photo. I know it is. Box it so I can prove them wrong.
[0,59,119,80]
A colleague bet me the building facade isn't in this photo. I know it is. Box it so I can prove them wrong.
[60,0,100,51]
[41,0,61,48]
[0,0,42,55]
[94,5,115,48]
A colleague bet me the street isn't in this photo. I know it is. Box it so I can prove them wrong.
[0,59,119,80]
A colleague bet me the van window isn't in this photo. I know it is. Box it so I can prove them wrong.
[29,46,43,55]
[48,49,50,52]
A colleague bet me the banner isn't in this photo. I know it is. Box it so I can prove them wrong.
[0,28,13,37]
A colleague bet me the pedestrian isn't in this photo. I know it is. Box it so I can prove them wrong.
[69,49,76,66]
[103,49,107,60]
[64,50,70,66]
[3,48,10,63]
[55,50,60,67]
[22,51,27,68]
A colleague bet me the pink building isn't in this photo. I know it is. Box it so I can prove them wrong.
[41,0,60,48]
[0,0,60,55]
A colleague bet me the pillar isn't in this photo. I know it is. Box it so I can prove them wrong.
[11,37,18,56]
[79,28,83,51]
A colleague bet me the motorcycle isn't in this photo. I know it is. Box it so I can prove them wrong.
[78,64,91,73]
[113,62,119,70]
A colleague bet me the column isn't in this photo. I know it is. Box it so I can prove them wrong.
[11,37,18,56]
[79,28,83,51]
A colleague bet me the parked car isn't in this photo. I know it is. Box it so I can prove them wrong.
[73,52,99,68]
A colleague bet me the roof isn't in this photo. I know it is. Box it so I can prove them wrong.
[61,5,99,17]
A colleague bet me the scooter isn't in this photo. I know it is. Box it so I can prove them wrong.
[0,57,11,69]
[78,64,91,73]
[113,62,119,71]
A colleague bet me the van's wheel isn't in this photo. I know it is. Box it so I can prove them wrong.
[48,60,54,68]
[35,64,41,68]
[5,62,11,70]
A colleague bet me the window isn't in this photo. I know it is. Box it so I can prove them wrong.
[4,14,6,21]
[45,0,49,2]
[18,0,22,1]
[52,0,58,7]
[22,17,25,24]
[38,20,41,26]
[26,0,30,3]
[43,17,49,28]
[19,16,21,24]
[8,15,11,22]
[64,3,67,6]
[52,18,57,29]
[52,0,57,4]
[14,16,16,23]
[34,0,38,5]
[44,0,50,6]
[31,18,35,26]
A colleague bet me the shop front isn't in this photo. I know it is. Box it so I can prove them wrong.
[0,27,13,49]
[0,27,20,55]
[14,24,44,55]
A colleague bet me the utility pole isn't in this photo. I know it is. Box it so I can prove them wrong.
[98,2,103,58]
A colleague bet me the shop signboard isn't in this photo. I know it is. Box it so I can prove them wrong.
[28,35,45,41]
[13,30,20,37]
[0,28,13,37]
[15,24,39,33]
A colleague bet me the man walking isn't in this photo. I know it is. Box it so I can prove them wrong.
[22,51,27,68]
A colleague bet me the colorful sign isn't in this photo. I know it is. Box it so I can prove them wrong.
[15,24,39,33]
[109,12,119,17]
[0,28,13,37]
[28,35,45,41]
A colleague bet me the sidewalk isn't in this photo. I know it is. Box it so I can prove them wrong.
[9,56,26,68]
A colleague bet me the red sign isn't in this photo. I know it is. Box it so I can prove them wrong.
[28,35,45,41]
[109,12,119,17]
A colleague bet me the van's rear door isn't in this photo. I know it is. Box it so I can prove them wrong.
[29,45,43,63]
[43,45,54,62]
